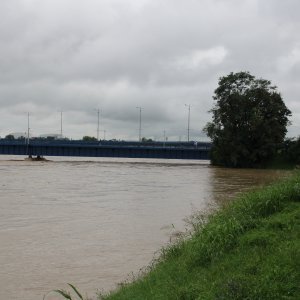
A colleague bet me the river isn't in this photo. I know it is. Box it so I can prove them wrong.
[0,156,289,300]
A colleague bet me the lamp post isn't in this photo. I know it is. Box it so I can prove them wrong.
[185,104,191,142]
[27,112,30,142]
[95,108,100,141]
[136,106,142,142]
[58,110,63,137]
[26,112,30,156]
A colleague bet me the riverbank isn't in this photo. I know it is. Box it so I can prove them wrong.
[102,173,300,299]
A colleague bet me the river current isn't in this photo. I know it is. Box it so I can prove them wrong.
[0,156,288,300]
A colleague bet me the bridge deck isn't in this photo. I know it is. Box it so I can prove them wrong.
[0,140,211,160]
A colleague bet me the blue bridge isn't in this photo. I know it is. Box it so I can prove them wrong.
[0,139,211,160]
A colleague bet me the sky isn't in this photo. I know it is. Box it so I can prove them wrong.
[0,0,299,141]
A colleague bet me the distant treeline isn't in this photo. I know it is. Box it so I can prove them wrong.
[0,136,212,150]
[275,137,300,167]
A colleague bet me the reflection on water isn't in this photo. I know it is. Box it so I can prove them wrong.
[0,156,289,300]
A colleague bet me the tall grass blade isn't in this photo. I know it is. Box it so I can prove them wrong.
[68,283,84,300]
[53,289,72,299]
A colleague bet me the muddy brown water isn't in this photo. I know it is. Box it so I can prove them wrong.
[0,156,290,300]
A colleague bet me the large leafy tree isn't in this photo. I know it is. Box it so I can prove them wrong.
[204,72,291,168]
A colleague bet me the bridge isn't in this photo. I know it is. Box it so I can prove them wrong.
[0,139,211,160]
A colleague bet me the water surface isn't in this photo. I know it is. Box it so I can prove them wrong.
[0,156,289,300]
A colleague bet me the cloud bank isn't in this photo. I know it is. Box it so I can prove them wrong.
[0,0,299,140]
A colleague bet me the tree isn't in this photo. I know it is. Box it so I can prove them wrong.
[141,137,153,143]
[82,136,97,141]
[282,137,300,166]
[204,72,291,168]
[5,134,15,140]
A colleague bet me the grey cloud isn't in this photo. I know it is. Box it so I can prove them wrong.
[0,0,299,140]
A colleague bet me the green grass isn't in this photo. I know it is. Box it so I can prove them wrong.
[101,173,300,300]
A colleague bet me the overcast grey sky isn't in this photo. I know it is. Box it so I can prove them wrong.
[0,0,299,140]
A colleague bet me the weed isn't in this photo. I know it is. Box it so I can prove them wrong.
[44,283,85,300]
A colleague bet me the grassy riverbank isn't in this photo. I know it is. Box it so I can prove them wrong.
[101,173,300,300]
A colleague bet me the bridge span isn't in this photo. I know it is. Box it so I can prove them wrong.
[0,140,211,160]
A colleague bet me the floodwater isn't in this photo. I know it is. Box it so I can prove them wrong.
[0,156,290,300]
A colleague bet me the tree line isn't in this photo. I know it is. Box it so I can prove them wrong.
[204,71,300,168]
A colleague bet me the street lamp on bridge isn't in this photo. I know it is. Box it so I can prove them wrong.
[185,104,191,142]
[95,108,100,141]
[136,106,142,142]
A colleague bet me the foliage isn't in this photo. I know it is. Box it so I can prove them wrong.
[141,137,153,143]
[204,71,291,168]
[284,137,300,165]
[267,137,300,169]
[102,173,300,300]
[82,136,97,142]
[5,134,15,140]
